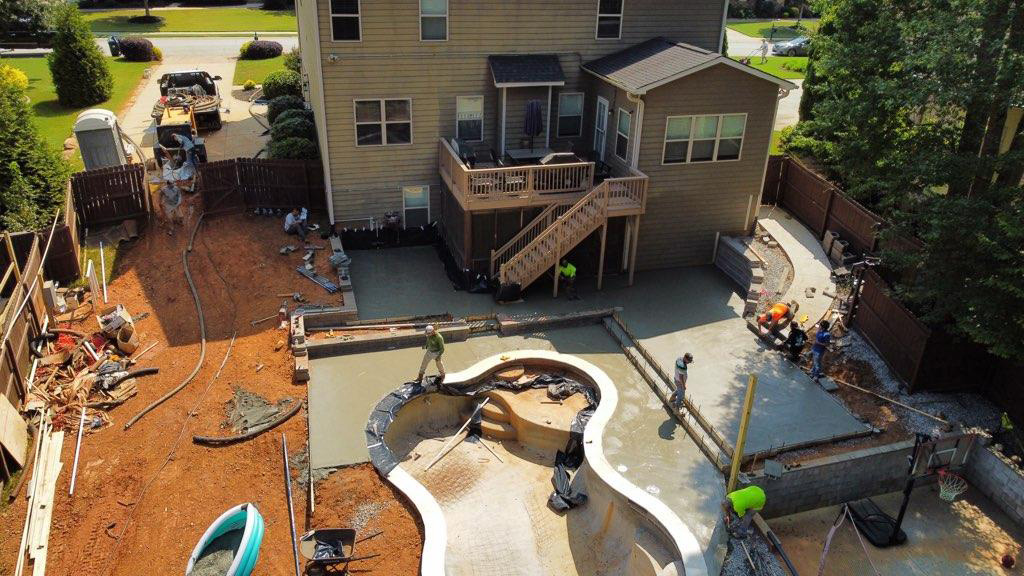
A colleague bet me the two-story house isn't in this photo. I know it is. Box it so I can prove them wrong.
[295,0,794,294]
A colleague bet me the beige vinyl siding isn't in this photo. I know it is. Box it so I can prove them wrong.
[296,0,332,213]
[587,79,636,174]
[634,64,778,270]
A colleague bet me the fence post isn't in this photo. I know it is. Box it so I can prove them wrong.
[820,184,835,239]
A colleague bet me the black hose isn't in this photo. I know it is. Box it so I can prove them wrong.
[107,367,160,390]
[192,401,303,446]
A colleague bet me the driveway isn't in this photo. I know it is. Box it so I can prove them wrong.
[115,36,297,162]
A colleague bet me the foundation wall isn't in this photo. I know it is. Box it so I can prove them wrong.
[712,235,763,317]
[965,438,1024,527]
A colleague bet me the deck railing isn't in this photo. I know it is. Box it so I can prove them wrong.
[438,139,595,209]
[605,168,648,215]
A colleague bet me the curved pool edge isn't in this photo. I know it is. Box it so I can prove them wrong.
[369,350,711,576]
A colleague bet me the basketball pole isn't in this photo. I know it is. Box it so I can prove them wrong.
[890,433,930,545]
[727,374,758,494]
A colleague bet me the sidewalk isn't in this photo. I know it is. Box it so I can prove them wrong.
[757,205,836,326]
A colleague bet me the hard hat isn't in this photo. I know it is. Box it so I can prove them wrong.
[425,325,435,334]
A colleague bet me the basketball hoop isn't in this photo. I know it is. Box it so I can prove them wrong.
[937,468,968,502]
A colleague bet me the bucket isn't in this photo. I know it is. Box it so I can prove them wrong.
[116,324,139,355]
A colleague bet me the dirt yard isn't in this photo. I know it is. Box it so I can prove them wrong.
[0,213,421,576]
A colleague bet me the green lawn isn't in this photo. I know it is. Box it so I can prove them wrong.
[770,130,783,155]
[233,54,286,86]
[84,8,296,34]
[733,56,807,79]
[727,19,819,40]
[5,56,151,167]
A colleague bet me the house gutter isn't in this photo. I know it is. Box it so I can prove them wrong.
[626,92,644,169]
[751,88,791,231]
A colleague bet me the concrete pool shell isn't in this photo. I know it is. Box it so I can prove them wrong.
[366,350,708,576]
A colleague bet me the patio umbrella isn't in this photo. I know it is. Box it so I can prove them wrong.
[523,100,544,149]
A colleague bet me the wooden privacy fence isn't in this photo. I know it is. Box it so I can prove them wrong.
[197,158,326,214]
[851,269,930,386]
[1,233,48,411]
[3,190,82,284]
[764,156,883,255]
[71,163,150,228]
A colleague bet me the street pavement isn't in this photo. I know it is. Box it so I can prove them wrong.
[726,28,803,131]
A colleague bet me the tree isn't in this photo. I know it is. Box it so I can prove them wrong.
[0,65,70,231]
[0,0,60,35]
[47,4,112,108]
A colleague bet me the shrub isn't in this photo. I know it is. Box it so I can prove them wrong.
[781,59,807,74]
[727,1,754,18]
[273,108,313,125]
[271,117,316,141]
[269,137,318,160]
[127,14,163,23]
[244,79,256,90]
[239,40,252,56]
[118,36,158,61]
[152,45,163,61]
[0,72,71,231]
[262,69,301,99]
[267,95,304,123]
[261,0,294,9]
[242,40,283,60]
[0,65,29,91]
[284,47,301,73]
[48,5,113,107]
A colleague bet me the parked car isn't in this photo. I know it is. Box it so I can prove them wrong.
[772,36,811,57]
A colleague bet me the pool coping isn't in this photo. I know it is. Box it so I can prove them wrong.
[366,349,710,576]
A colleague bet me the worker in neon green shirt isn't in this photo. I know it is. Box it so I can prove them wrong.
[721,485,766,538]
[558,258,579,300]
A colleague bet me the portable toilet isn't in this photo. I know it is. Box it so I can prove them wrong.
[73,109,128,170]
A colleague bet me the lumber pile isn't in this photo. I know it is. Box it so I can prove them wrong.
[14,415,64,576]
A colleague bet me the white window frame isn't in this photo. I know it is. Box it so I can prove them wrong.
[330,0,362,42]
[353,98,414,147]
[419,0,448,42]
[661,113,747,165]
[556,92,584,138]
[402,185,431,228]
[455,95,484,142]
[595,0,624,40]
[614,108,631,161]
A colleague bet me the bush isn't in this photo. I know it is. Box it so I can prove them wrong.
[784,6,800,17]
[273,108,313,125]
[239,41,252,56]
[243,79,256,90]
[271,117,316,141]
[781,59,807,74]
[118,36,159,61]
[0,65,29,91]
[284,47,301,73]
[753,0,780,18]
[269,137,318,160]
[0,71,71,231]
[267,95,304,123]
[48,5,113,107]
[152,45,163,61]
[127,14,163,23]
[262,69,301,99]
[261,0,294,8]
[242,40,283,60]
[727,1,754,18]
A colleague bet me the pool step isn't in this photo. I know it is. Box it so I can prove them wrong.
[479,419,517,441]
[480,399,511,423]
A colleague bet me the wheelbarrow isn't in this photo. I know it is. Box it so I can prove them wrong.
[299,528,382,575]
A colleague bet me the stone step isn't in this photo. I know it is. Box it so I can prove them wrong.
[480,399,511,423]
[479,419,517,440]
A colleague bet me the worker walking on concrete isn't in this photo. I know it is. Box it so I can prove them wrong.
[558,258,579,300]
[810,319,831,381]
[416,325,446,384]
[722,485,766,539]
[671,352,693,412]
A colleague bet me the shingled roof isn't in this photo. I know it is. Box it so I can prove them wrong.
[488,55,566,88]
[583,38,796,94]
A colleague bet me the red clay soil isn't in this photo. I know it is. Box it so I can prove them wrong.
[0,214,422,576]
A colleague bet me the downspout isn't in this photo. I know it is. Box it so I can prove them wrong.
[308,0,336,225]
[750,87,790,231]
[626,92,644,170]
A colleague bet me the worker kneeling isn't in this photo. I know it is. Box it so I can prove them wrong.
[558,258,579,300]
[756,300,798,337]
[722,485,766,539]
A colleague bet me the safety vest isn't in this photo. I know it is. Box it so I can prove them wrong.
[559,262,576,278]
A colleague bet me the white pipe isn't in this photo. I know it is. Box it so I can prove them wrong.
[99,241,108,304]
[69,407,86,496]
[752,88,789,230]
[545,86,552,149]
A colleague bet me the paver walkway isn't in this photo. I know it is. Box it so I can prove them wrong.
[757,205,837,325]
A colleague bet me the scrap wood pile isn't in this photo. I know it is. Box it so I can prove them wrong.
[27,303,159,433]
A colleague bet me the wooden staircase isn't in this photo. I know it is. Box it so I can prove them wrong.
[497,173,647,293]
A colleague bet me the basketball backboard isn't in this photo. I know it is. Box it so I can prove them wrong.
[911,434,975,477]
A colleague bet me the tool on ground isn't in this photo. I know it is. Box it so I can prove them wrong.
[426,398,489,470]
[99,241,108,304]
[251,313,278,327]
[477,436,504,463]
[276,292,307,303]
[69,407,86,496]
[280,245,297,255]
[128,342,158,365]
[282,434,302,576]
[296,266,339,294]
[740,540,757,572]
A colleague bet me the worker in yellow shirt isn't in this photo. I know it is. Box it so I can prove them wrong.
[722,485,766,538]
[558,258,579,300]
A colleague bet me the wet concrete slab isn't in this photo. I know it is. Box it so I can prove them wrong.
[308,325,727,572]
[346,247,868,455]
[771,487,1024,575]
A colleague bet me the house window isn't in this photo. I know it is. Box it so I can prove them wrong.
[330,0,361,41]
[420,0,448,41]
[354,98,412,146]
[456,96,483,141]
[557,93,583,138]
[615,108,630,161]
[596,0,623,39]
[662,113,746,164]
[403,185,430,228]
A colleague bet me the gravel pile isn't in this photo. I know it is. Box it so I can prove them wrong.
[721,531,786,576]
[843,332,1001,435]
[192,529,243,576]
[351,501,387,532]
[748,226,794,315]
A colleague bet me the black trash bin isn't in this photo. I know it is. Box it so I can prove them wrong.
[107,36,121,57]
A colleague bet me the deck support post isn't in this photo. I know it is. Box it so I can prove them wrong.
[500,88,507,157]
[597,221,608,290]
[628,215,640,286]
[545,86,552,149]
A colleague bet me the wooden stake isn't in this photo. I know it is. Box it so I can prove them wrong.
[727,374,758,494]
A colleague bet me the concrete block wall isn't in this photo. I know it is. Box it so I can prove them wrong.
[965,438,1024,527]
[751,440,917,518]
[713,235,764,317]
